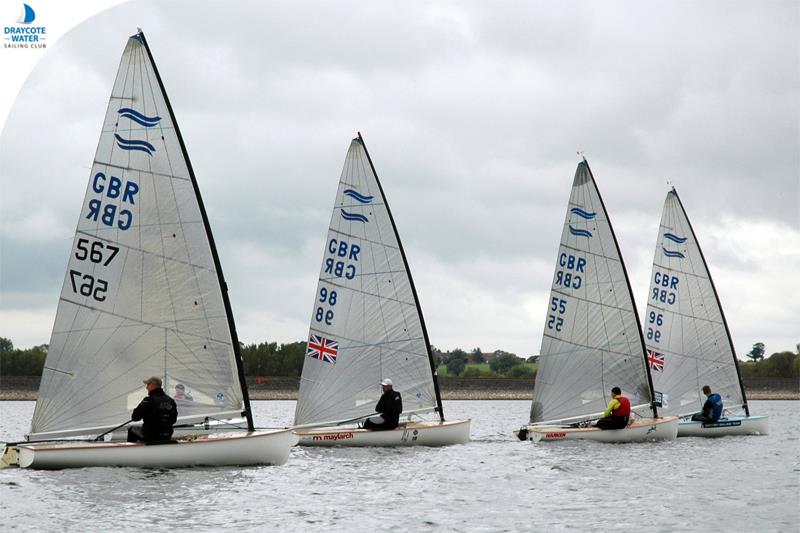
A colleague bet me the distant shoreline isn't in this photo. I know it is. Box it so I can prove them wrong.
[1,375,797,401]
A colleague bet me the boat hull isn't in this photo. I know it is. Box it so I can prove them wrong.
[295,419,470,447]
[520,416,678,443]
[677,415,769,437]
[16,429,297,469]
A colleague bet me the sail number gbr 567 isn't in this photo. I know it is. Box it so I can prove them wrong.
[68,238,119,302]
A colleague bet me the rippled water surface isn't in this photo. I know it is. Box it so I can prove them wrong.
[1,400,798,532]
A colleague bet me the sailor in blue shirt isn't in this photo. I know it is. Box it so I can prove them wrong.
[691,385,723,423]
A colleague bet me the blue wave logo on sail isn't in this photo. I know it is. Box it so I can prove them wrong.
[340,209,369,223]
[18,3,35,23]
[114,134,156,156]
[663,232,687,244]
[343,189,373,204]
[570,207,596,220]
[118,108,162,128]
[568,225,592,238]
[662,247,685,259]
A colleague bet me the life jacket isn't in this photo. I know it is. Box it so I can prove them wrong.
[612,395,631,417]
[708,393,723,422]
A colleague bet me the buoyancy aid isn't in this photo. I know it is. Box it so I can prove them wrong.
[612,395,631,417]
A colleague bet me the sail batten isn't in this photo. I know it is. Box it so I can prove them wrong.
[645,189,748,417]
[293,135,441,426]
[529,160,654,424]
[30,32,250,438]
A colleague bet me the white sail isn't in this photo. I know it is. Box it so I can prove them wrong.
[530,160,654,424]
[644,189,747,417]
[293,135,440,426]
[30,33,247,439]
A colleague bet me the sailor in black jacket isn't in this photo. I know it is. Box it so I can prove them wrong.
[127,376,178,443]
[363,378,403,431]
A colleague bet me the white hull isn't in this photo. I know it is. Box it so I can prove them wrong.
[520,417,678,443]
[295,419,470,447]
[677,415,769,437]
[15,429,297,469]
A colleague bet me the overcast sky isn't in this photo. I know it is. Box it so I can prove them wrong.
[1,0,798,359]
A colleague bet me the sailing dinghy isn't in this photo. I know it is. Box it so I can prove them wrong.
[517,159,677,443]
[292,134,470,447]
[0,31,295,469]
[644,188,768,437]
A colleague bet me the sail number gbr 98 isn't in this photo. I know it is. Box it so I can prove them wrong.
[69,238,119,302]
[315,287,337,325]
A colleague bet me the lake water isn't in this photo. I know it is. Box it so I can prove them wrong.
[1,400,798,532]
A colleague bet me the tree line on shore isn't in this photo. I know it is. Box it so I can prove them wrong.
[2,336,798,381]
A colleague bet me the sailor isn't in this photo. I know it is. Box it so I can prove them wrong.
[691,385,723,424]
[595,386,630,430]
[362,378,403,431]
[127,376,178,443]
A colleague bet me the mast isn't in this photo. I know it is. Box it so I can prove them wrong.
[670,187,749,416]
[357,132,445,421]
[582,158,659,418]
[138,30,254,430]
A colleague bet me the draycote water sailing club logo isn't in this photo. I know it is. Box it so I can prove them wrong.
[4,3,46,49]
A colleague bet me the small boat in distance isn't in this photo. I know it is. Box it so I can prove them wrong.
[1,31,295,469]
[516,159,677,443]
[644,188,768,437]
[292,134,470,446]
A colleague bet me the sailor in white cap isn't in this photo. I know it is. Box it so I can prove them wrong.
[362,378,403,431]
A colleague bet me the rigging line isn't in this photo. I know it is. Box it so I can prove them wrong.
[326,226,401,251]
[549,287,644,315]
[320,268,407,281]
[51,339,170,428]
[53,314,229,334]
[318,277,417,306]
[136,46,182,366]
[171,331,234,385]
[91,160,187,181]
[162,347,225,391]
[358,149,395,395]
[307,329,426,354]
[41,321,154,423]
[55,298,230,344]
[645,301,726,326]
[36,325,157,430]
[357,152,418,377]
[74,229,218,274]
[35,302,107,423]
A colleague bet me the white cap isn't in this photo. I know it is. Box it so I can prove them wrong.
[380,378,393,386]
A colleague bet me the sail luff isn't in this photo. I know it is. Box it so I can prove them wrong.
[581,159,658,418]
[137,31,253,429]
[356,133,444,420]
[669,188,749,416]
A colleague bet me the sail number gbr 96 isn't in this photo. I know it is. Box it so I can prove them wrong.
[68,238,119,302]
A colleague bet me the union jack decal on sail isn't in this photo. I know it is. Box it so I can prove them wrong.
[307,334,338,364]
[647,349,665,372]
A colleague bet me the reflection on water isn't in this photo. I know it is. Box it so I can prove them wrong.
[1,400,798,531]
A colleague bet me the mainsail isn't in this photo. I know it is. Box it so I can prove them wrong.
[644,188,748,417]
[530,159,655,424]
[29,32,251,439]
[293,134,442,426]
